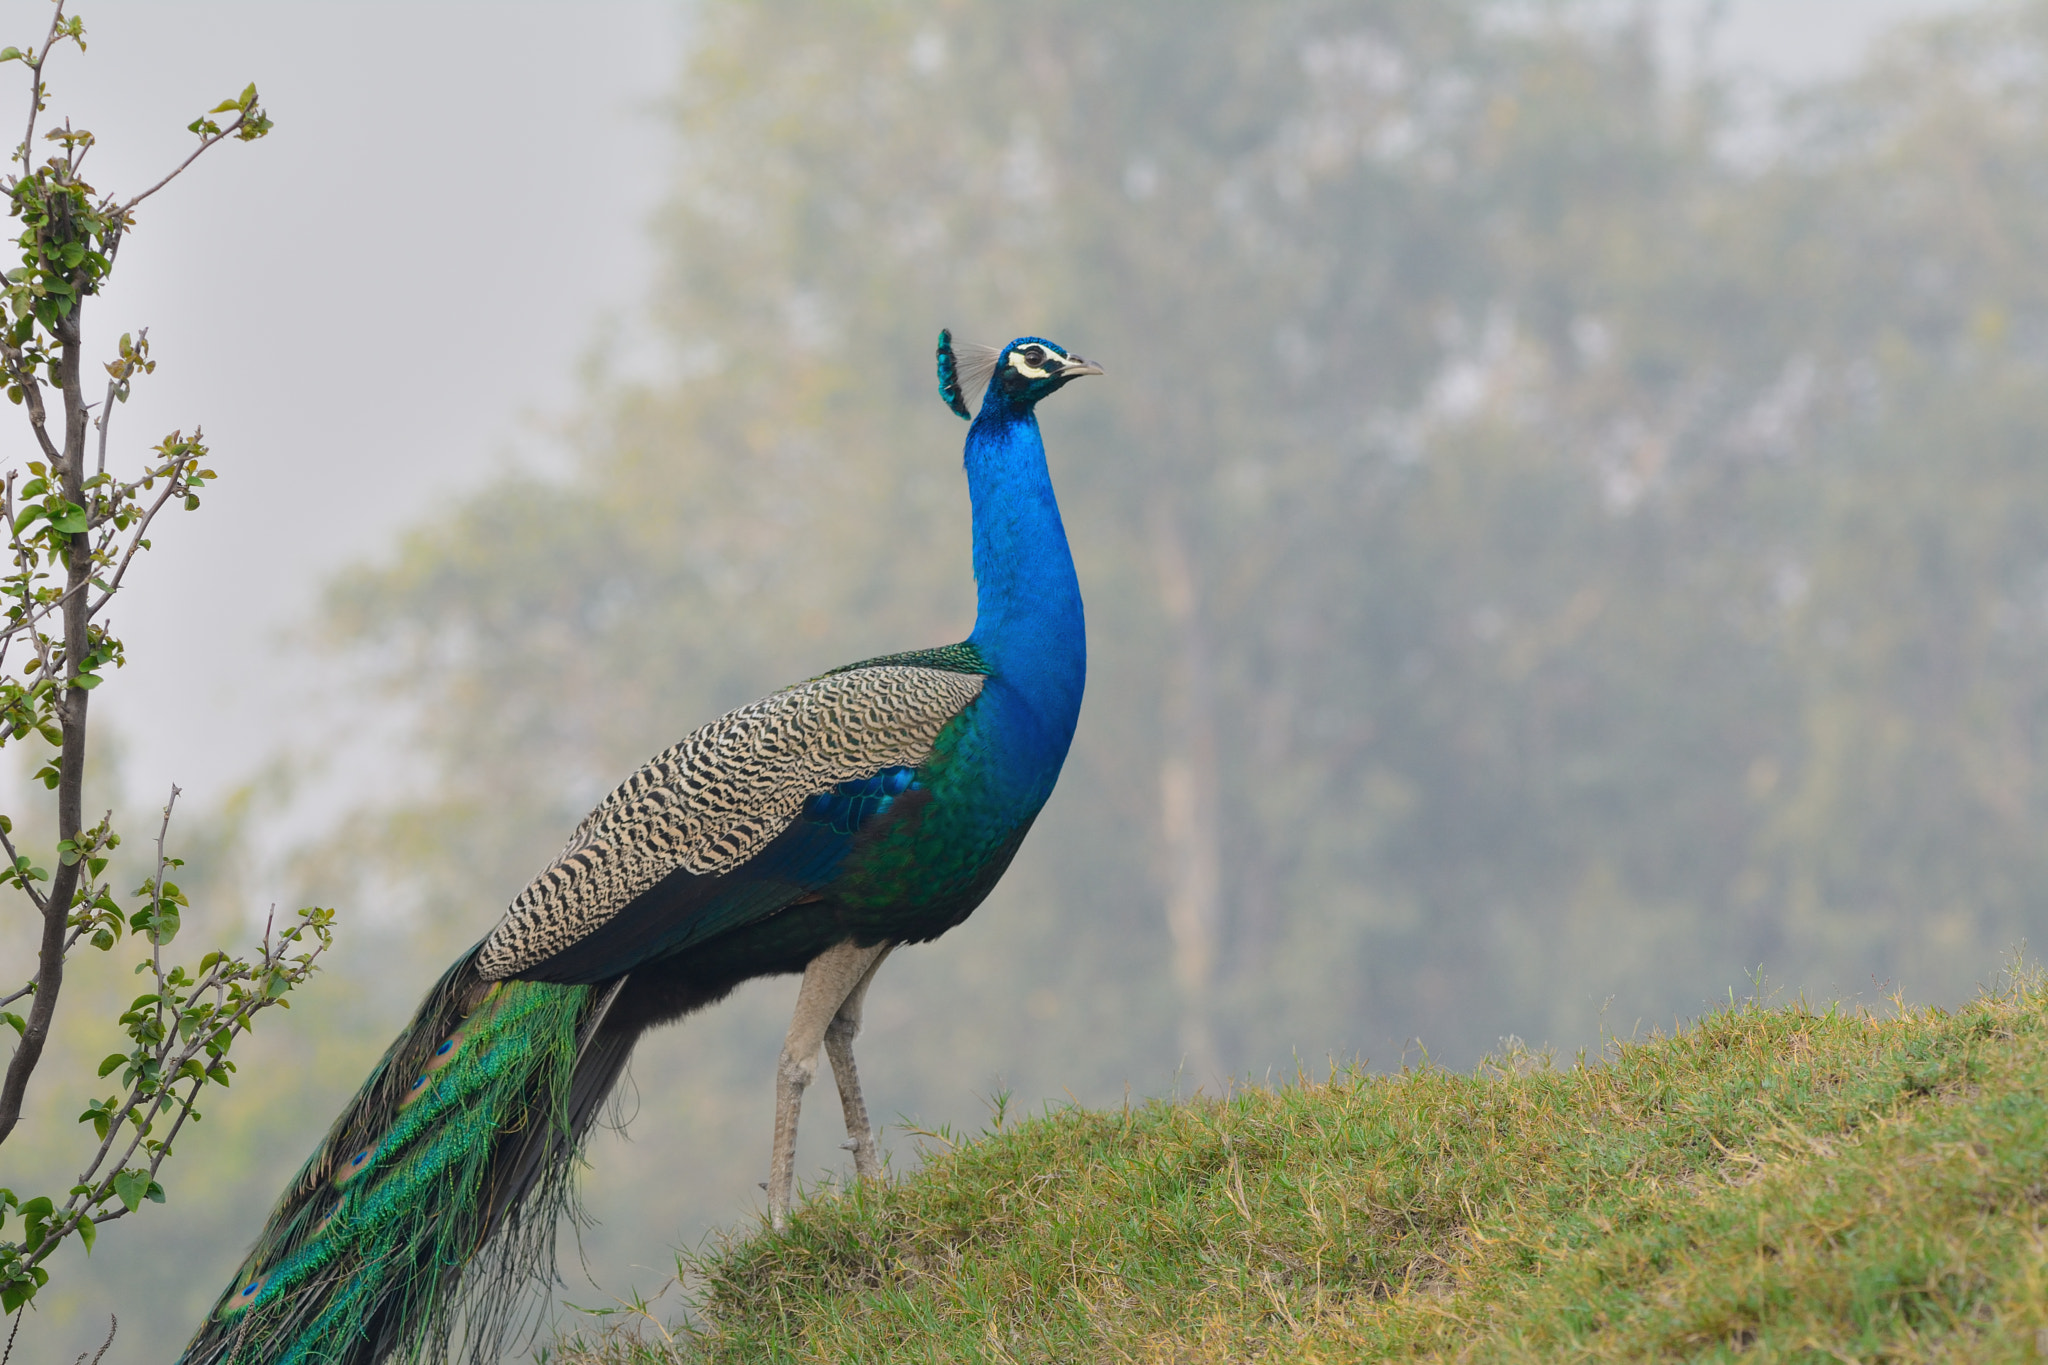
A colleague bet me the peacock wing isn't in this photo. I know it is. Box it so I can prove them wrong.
[474,663,984,981]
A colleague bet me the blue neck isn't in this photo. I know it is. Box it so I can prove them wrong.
[962,397,1086,757]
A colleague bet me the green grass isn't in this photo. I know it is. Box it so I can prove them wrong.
[552,972,2048,1363]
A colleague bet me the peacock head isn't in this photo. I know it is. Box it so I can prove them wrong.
[938,330,1103,420]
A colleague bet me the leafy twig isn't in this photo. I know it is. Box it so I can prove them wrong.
[0,9,300,1319]
[119,87,271,216]
[11,2,67,180]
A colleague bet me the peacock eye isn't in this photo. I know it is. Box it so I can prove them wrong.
[1022,346,1045,366]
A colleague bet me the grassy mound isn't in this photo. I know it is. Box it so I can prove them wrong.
[553,973,2048,1362]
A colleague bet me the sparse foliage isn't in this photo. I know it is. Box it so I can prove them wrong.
[0,0,329,1330]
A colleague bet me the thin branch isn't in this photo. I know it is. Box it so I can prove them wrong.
[62,1081,172,1238]
[90,438,186,517]
[0,469,23,678]
[0,816,46,916]
[75,1315,115,1365]
[29,900,328,1256]
[0,815,110,1006]
[6,471,62,689]
[92,379,113,478]
[149,785,177,1058]
[89,1069,203,1216]
[1,950,66,1009]
[0,439,194,651]
[144,1073,206,1173]
[0,576,87,656]
[62,122,88,180]
[84,461,186,618]
[1,356,64,465]
[31,914,329,1268]
[118,110,249,215]
[14,1,64,182]
[90,325,147,482]
[0,853,65,1143]
[40,977,223,1249]
[0,909,99,1009]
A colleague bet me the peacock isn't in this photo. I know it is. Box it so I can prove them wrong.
[177,333,1100,1365]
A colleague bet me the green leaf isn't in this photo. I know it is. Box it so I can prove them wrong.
[81,1103,109,1141]
[75,1213,93,1254]
[70,672,101,690]
[2,1275,35,1314]
[20,1195,51,1251]
[96,1052,124,1077]
[111,1169,148,1212]
[0,1012,20,1037]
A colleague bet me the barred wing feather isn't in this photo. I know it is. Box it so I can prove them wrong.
[476,664,983,980]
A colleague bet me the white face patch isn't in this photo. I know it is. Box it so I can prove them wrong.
[1006,343,1067,380]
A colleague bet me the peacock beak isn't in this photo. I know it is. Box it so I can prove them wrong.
[1060,357,1104,377]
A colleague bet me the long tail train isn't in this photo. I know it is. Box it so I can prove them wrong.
[178,951,632,1365]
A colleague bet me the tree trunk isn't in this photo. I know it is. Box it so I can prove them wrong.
[1151,495,1224,1082]
[0,265,92,1147]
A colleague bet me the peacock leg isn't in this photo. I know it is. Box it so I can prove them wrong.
[824,942,895,1182]
[769,939,892,1230]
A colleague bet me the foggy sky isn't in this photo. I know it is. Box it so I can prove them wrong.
[29,0,1968,869]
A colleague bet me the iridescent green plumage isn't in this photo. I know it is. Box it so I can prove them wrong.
[823,639,990,677]
[183,966,602,1364]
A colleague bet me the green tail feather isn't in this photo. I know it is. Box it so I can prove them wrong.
[179,952,613,1365]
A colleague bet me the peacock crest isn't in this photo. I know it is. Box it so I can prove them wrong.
[936,328,1000,419]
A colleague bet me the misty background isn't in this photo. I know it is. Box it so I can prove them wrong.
[4,0,2030,1359]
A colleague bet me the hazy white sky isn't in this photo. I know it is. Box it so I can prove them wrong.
[12,0,1975,846]
[38,3,681,830]
[1710,0,1976,78]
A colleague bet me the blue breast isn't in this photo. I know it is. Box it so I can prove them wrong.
[959,401,1087,818]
